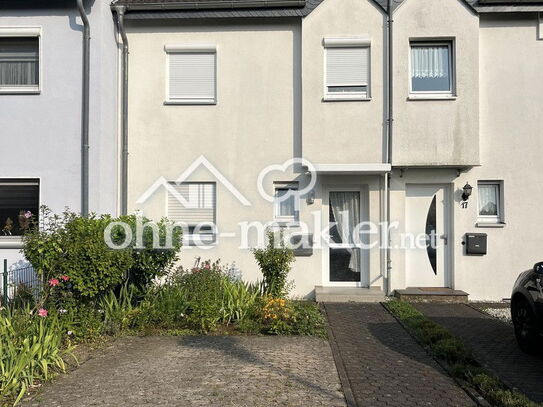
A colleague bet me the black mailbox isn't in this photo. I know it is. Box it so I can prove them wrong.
[289,233,313,257]
[465,233,487,255]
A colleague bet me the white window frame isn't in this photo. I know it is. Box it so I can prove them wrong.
[0,27,42,94]
[323,37,371,102]
[477,181,504,225]
[408,39,455,99]
[164,44,217,105]
[273,183,300,224]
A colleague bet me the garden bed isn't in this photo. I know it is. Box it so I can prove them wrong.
[385,301,539,407]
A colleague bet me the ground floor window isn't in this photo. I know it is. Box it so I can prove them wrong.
[0,179,39,236]
[477,181,503,223]
[167,182,216,245]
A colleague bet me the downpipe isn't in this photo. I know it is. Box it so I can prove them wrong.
[114,6,129,215]
[76,0,90,216]
[384,0,394,296]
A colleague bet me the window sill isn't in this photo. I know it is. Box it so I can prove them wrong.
[408,94,456,101]
[273,220,300,227]
[183,235,217,247]
[0,237,23,249]
[476,222,506,228]
[164,99,216,105]
[323,96,371,102]
[0,88,40,95]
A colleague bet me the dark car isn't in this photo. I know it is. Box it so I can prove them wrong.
[511,262,543,353]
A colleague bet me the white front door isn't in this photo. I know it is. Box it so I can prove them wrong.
[324,186,368,287]
[405,184,451,288]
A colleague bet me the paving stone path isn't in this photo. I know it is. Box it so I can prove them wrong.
[324,303,475,407]
[415,303,543,403]
[23,336,346,407]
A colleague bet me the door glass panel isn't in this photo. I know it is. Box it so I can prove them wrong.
[329,191,361,282]
[329,247,361,282]
[425,195,437,275]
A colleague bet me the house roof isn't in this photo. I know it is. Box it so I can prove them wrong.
[111,0,543,19]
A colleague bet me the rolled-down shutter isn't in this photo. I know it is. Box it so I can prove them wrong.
[167,183,215,225]
[326,47,369,87]
[168,51,216,101]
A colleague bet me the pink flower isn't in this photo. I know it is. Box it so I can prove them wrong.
[48,278,59,287]
[60,275,70,282]
[38,308,48,317]
[23,211,32,219]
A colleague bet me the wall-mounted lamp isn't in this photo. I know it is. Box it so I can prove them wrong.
[462,183,473,201]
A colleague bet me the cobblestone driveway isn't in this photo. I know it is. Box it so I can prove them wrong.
[23,336,346,407]
[415,303,543,403]
[324,303,475,407]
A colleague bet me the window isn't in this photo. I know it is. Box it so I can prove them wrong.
[0,179,39,237]
[478,181,504,223]
[274,183,299,223]
[410,40,453,95]
[324,37,370,100]
[167,182,216,244]
[0,30,40,93]
[165,45,216,104]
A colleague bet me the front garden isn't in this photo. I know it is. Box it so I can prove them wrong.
[0,208,326,406]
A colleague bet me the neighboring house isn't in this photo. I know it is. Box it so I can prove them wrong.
[111,0,543,301]
[0,0,118,269]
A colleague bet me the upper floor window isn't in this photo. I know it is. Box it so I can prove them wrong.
[324,37,370,101]
[477,181,504,224]
[0,30,40,93]
[410,40,454,96]
[165,45,216,105]
[274,183,299,223]
[0,179,39,237]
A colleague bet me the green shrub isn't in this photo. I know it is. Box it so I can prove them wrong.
[116,215,182,289]
[259,297,326,337]
[252,230,295,298]
[23,207,134,302]
[288,301,327,337]
[0,307,73,405]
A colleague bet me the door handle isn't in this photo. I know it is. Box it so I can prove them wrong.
[440,234,448,245]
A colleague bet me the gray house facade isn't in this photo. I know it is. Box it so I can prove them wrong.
[0,0,119,268]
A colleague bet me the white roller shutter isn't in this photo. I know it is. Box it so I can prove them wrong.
[168,51,216,102]
[326,47,369,87]
[167,183,216,225]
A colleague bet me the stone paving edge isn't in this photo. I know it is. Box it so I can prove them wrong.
[381,302,491,407]
[321,303,358,407]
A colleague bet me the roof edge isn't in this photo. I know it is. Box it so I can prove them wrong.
[110,0,306,11]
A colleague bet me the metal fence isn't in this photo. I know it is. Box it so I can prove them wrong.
[1,259,42,307]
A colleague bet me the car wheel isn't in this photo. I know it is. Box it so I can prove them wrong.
[512,299,538,354]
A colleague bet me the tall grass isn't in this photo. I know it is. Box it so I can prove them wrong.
[0,307,73,405]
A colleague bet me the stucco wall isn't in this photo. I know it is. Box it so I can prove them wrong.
[301,0,386,165]
[0,1,118,267]
[392,0,480,166]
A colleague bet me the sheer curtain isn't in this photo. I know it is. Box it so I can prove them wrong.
[411,46,449,79]
[478,184,498,216]
[0,38,39,86]
[330,192,360,271]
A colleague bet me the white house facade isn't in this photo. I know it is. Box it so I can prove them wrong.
[1,0,541,302]
[111,0,543,302]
